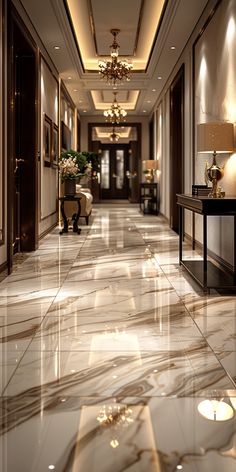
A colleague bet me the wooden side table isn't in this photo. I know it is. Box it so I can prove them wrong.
[140,183,159,215]
[59,196,82,234]
[177,194,236,291]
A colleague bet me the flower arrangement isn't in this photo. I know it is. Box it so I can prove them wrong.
[58,150,89,182]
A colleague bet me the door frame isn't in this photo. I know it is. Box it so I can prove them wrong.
[88,122,141,203]
[7,6,39,271]
[169,64,184,233]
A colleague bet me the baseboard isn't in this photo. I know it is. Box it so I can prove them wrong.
[39,222,57,241]
[0,260,8,282]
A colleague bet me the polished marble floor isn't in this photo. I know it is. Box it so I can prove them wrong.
[0,204,235,471]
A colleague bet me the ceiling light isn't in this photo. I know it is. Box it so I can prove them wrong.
[103,92,127,124]
[152,89,156,92]
[73,89,78,92]
[147,100,151,103]
[158,76,162,79]
[67,76,72,80]
[54,46,60,50]
[98,29,133,86]
[170,46,176,50]
[143,110,147,113]
[83,110,87,113]
[109,127,120,142]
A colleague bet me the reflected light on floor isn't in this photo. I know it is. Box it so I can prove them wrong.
[198,399,234,421]
[89,332,141,366]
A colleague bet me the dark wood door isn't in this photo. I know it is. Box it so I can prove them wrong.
[170,65,184,233]
[100,144,129,199]
[9,14,38,259]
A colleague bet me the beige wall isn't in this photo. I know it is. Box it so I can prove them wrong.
[39,59,59,235]
[194,0,236,265]
[152,0,236,267]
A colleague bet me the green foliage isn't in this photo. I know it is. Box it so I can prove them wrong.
[79,151,100,172]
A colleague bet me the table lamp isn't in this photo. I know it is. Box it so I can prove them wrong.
[143,160,159,183]
[197,122,234,198]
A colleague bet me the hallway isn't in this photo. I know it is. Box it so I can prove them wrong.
[0,204,236,471]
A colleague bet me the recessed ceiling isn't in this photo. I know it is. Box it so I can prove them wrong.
[92,125,137,142]
[19,0,210,116]
[91,90,140,110]
[65,0,166,71]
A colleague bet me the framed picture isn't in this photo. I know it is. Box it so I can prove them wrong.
[51,123,59,168]
[43,114,52,167]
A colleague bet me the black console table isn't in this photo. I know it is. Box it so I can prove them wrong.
[140,183,159,215]
[59,196,81,234]
[177,194,236,291]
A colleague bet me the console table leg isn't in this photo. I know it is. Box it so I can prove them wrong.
[234,215,236,284]
[72,199,81,234]
[179,206,183,265]
[203,214,207,288]
[60,201,68,234]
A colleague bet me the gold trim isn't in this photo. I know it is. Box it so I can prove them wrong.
[88,0,98,56]
[134,0,144,56]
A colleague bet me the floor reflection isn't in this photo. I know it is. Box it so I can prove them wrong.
[0,204,235,471]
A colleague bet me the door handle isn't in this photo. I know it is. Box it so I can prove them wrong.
[14,158,25,173]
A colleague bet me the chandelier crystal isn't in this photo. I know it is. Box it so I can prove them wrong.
[103,92,127,124]
[98,29,133,86]
[109,127,120,142]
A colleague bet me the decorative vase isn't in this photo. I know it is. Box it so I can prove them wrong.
[64,179,76,196]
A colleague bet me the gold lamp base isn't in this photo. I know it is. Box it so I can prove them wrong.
[145,170,154,183]
[206,153,224,198]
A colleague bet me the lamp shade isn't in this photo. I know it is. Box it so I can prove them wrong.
[143,160,159,170]
[197,122,234,153]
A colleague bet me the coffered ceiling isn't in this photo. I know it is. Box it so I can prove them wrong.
[17,0,209,117]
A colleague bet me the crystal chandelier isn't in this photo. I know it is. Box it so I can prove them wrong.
[98,29,133,86]
[109,127,120,142]
[104,92,127,124]
[96,403,133,449]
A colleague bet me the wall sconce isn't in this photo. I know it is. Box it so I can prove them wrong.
[197,122,234,198]
[143,160,159,183]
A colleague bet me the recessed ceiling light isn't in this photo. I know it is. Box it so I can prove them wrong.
[48,466,55,470]
[143,110,147,113]
[67,76,72,80]
[83,110,87,113]
[73,89,78,92]
[170,46,176,50]
[54,46,60,50]
[79,100,83,103]
[158,76,162,80]
[152,89,156,92]
[147,100,151,103]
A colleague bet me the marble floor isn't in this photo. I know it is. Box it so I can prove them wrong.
[0,204,235,472]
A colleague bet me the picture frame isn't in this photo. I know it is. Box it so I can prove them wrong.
[51,123,59,168]
[43,114,52,167]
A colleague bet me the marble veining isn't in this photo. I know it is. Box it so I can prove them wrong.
[0,204,235,471]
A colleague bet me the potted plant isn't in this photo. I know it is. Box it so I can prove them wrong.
[59,150,90,195]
